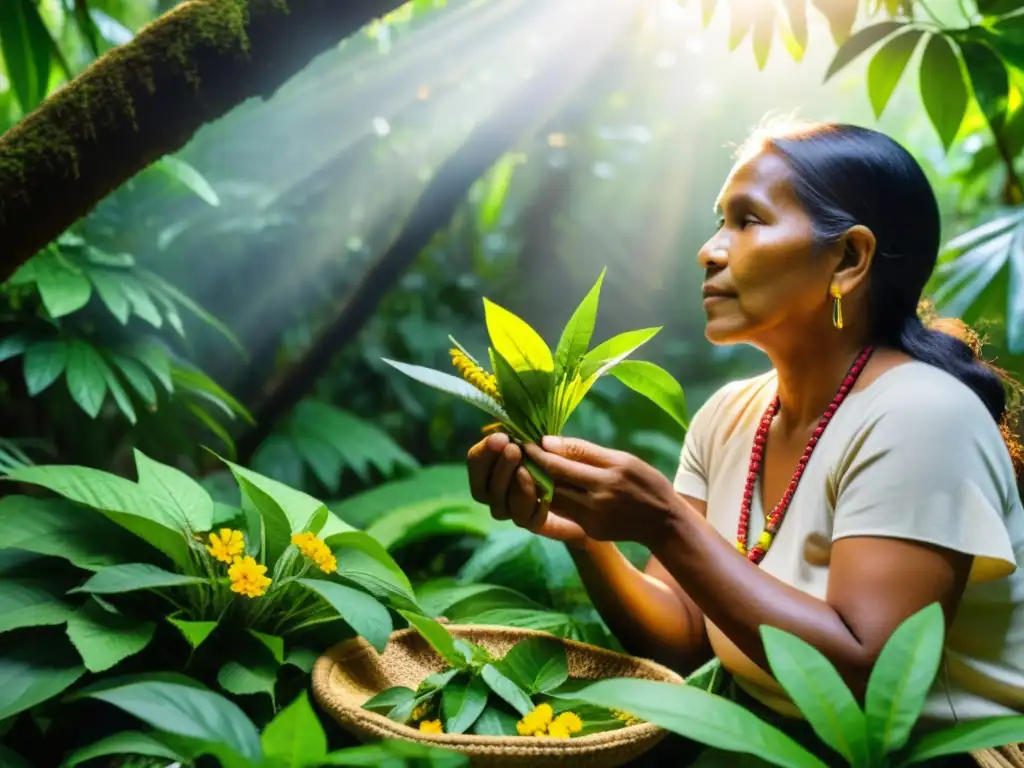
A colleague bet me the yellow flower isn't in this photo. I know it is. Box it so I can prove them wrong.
[450,348,501,401]
[411,702,430,721]
[228,555,272,598]
[552,711,583,735]
[291,532,338,574]
[612,709,642,727]
[206,528,245,564]
[516,703,553,736]
[418,719,443,734]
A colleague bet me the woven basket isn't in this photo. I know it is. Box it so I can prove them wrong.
[973,744,1024,767]
[311,624,684,768]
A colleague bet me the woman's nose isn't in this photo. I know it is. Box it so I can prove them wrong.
[698,240,728,270]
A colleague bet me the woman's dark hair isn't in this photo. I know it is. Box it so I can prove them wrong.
[744,120,1022,468]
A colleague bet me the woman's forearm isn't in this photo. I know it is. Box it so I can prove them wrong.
[567,538,709,669]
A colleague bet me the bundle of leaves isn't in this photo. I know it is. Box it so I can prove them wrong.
[0,451,423,740]
[363,613,641,739]
[382,269,688,499]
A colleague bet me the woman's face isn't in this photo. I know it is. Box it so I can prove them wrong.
[698,149,839,347]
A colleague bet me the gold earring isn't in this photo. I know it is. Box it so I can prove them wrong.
[830,284,843,330]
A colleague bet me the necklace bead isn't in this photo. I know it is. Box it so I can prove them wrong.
[735,346,874,564]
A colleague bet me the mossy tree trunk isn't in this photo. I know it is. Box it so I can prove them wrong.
[0,0,404,282]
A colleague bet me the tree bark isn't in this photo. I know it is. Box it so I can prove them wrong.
[0,0,405,282]
[235,0,640,463]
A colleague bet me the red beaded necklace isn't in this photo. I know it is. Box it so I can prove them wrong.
[736,346,874,564]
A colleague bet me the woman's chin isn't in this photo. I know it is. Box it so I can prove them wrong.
[703,319,745,346]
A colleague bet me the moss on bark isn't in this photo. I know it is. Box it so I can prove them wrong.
[0,0,403,282]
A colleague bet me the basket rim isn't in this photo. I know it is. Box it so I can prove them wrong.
[311,623,684,754]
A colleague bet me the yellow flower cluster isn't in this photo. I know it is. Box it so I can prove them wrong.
[612,709,643,727]
[228,555,272,598]
[206,528,245,564]
[450,348,501,401]
[291,532,338,573]
[418,719,444,734]
[516,703,583,739]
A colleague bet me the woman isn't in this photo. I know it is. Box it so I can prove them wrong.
[466,122,1024,764]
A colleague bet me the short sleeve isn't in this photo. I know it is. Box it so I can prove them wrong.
[673,383,734,500]
[832,386,1019,584]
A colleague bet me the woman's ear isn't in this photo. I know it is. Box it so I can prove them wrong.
[833,224,875,294]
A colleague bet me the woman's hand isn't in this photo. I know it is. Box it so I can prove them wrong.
[466,433,589,545]
[524,436,684,549]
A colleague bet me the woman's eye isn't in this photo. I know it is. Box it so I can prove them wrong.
[740,216,760,229]
[715,217,726,230]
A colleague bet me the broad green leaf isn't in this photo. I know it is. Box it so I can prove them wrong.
[81,680,262,763]
[217,657,278,701]
[0,0,53,112]
[134,449,214,533]
[489,347,546,439]
[960,39,1010,133]
[813,0,858,45]
[261,691,327,767]
[580,327,661,379]
[120,275,163,328]
[0,640,86,719]
[126,341,173,393]
[760,626,869,766]
[554,269,605,375]
[900,716,1024,764]
[339,569,421,615]
[65,601,156,673]
[0,495,143,570]
[325,530,415,594]
[298,578,393,652]
[480,664,533,716]
[0,333,27,362]
[825,20,903,80]
[496,636,568,694]
[398,610,466,668]
[102,363,137,424]
[864,602,945,757]
[867,29,924,117]
[920,34,969,152]
[470,704,519,736]
[139,271,245,356]
[476,153,520,232]
[0,578,74,634]
[222,459,330,535]
[977,0,1023,17]
[363,686,416,714]
[231,472,291,568]
[153,156,220,207]
[89,269,132,324]
[554,678,827,768]
[110,353,158,405]
[283,647,318,673]
[1008,226,1024,353]
[248,629,285,664]
[483,297,554,373]
[3,465,189,566]
[382,359,510,424]
[72,563,207,595]
[608,360,687,430]
[442,675,489,734]
[320,739,468,766]
[0,745,31,768]
[61,731,186,768]
[36,256,93,319]
[23,340,70,395]
[65,340,110,418]
[168,617,218,651]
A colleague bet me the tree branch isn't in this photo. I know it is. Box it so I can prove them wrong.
[0,0,405,282]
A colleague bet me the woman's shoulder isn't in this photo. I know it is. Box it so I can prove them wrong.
[688,369,777,444]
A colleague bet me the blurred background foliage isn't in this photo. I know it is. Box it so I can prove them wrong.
[2,0,1024,654]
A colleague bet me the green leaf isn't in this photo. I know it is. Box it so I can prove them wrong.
[36,255,93,319]
[3,464,189,566]
[221,459,328,536]
[168,617,218,651]
[80,680,262,763]
[232,474,292,568]
[0,641,86,719]
[476,153,520,233]
[0,333,27,362]
[60,731,187,768]
[782,0,808,55]
[0,495,142,570]
[864,602,945,757]
[812,0,858,45]
[580,327,661,379]
[283,647,318,673]
[152,155,221,207]
[110,353,158,405]
[261,691,327,767]
[470,704,520,736]
[65,601,156,673]
[824,20,904,80]
[65,340,110,418]
[23,340,70,395]
[496,636,568,694]
[120,275,163,328]
[102,363,137,424]
[488,347,545,440]
[139,271,245,357]
[557,679,827,767]
[297,578,393,653]
[920,34,969,152]
[960,39,1010,133]
[325,530,415,594]
[554,269,605,375]
[608,360,687,430]
[126,341,173,393]
[217,656,278,701]
[760,626,869,766]
[363,686,416,714]
[382,359,510,424]
[900,716,1024,764]
[72,563,207,595]
[134,449,214,533]
[867,29,924,117]
[0,578,74,634]
[398,610,466,669]
[483,297,554,373]
[480,664,533,716]
[249,629,285,664]
[752,3,773,70]
[0,745,31,768]
[977,0,1023,17]
[89,269,132,324]
[0,0,53,113]
[339,569,422,615]
[442,675,489,734]
[1007,226,1024,354]
[321,739,468,766]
